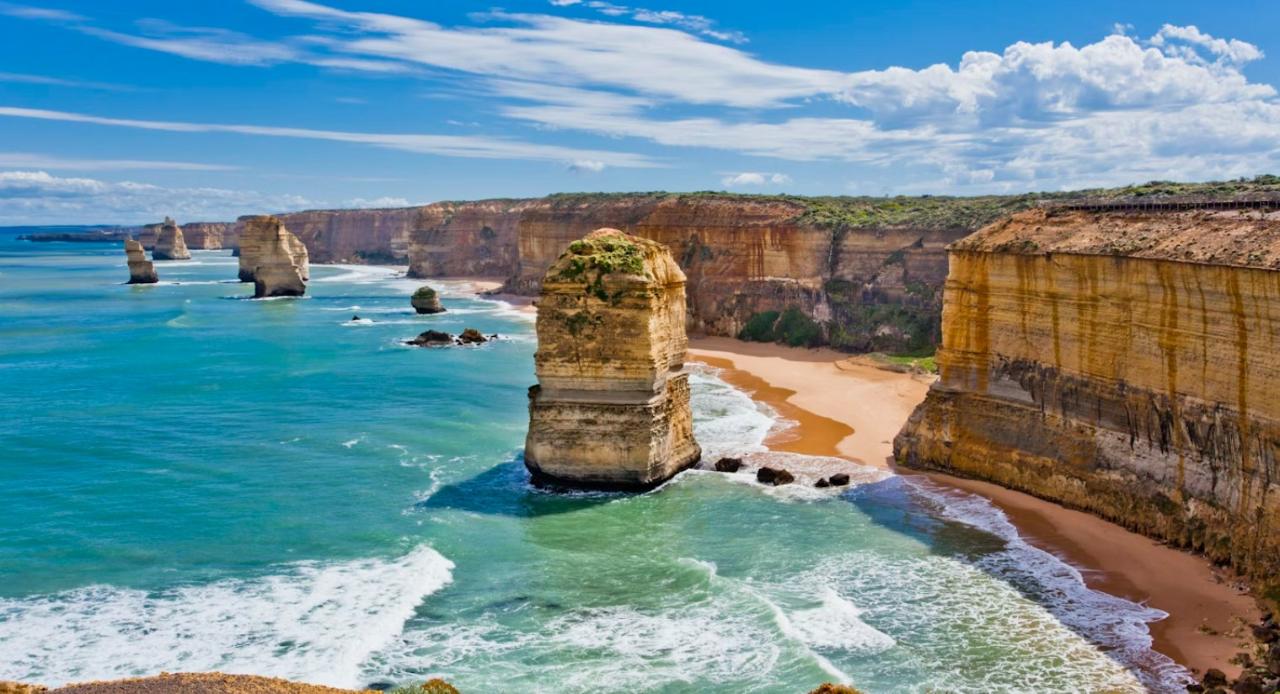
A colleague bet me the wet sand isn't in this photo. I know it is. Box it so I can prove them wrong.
[687,336,1259,679]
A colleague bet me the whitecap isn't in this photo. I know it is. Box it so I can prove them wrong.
[0,546,455,689]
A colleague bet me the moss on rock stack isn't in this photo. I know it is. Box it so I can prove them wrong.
[895,205,1280,601]
[123,239,158,284]
[525,228,701,489]
[411,285,445,314]
[151,217,191,260]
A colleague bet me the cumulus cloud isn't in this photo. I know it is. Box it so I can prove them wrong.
[721,172,791,187]
[0,170,316,224]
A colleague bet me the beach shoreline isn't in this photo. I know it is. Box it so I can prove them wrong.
[686,335,1260,680]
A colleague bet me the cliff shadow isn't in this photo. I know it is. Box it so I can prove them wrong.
[418,454,626,519]
[841,474,1178,689]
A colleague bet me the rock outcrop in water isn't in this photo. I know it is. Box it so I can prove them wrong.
[236,215,309,297]
[151,218,191,260]
[894,204,1280,599]
[525,228,701,489]
[411,285,445,314]
[123,239,158,284]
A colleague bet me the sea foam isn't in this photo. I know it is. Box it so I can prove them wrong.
[0,546,454,689]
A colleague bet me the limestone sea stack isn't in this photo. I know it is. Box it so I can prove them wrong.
[237,215,310,292]
[151,217,191,260]
[525,228,701,489]
[123,239,158,284]
[411,285,445,314]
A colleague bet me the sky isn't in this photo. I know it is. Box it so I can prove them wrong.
[0,0,1278,224]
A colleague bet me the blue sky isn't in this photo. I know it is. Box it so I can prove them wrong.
[0,0,1278,224]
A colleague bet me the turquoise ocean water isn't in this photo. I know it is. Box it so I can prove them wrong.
[0,232,1188,693]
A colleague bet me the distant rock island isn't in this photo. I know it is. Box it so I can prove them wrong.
[525,228,701,489]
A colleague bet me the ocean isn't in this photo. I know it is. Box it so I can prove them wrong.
[0,232,1188,693]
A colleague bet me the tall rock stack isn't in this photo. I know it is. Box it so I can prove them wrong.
[123,239,158,284]
[525,228,701,489]
[151,217,191,260]
[237,215,310,297]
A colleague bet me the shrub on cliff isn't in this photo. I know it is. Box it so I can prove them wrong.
[738,307,822,347]
[738,310,780,342]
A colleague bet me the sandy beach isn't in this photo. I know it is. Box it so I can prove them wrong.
[687,336,1260,680]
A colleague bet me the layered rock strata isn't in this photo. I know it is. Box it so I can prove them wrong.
[895,206,1280,597]
[264,207,415,264]
[123,239,158,284]
[404,194,1000,352]
[525,228,701,489]
[151,217,191,260]
[236,215,309,297]
[182,221,237,250]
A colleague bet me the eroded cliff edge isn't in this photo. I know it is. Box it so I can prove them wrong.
[407,193,1037,352]
[894,205,1280,600]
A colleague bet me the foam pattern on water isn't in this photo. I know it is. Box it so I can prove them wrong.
[0,546,454,689]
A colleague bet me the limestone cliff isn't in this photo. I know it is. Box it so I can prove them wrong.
[123,239,157,284]
[181,221,238,250]
[237,215,310,296]
[405,193,1013,352]
[264,207,414,264]
[151,218,191,260]
[525,228,701,489]
[894,204,1280,599]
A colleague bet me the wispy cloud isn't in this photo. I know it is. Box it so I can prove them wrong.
[563,1,747,43]
[0,152,237,171]
[0,2,83,22]
[0,106,658,168]
[0,71,137,91]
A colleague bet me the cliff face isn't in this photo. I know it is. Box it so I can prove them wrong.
[123,239,157,284]
[264,208,414,264]
[152,218,191,261]
[182,222,237,250]
[406,194,981,352]
[525,228,701,488]
[895,207,1280,597]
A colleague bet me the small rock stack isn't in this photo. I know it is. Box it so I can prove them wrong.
[151,217,191,260]
[525,228,701,489]
[123,239,158,284]
[411,285,445,314]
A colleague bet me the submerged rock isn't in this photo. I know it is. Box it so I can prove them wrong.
[457,328,487,344]
[756,466,794,486]
[151,217,191,260]
[237,216,309,298]
[411,285,445,314]
[406,330,454,347]
[525,228,701,489]
[123,239,158,284]
[714,457,743,473]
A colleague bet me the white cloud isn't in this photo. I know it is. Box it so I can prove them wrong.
[568,159,605,173]
[0,71,135,91]
[721,172,790,187]
[343,196,412,208]
[0,152,237,171]
[0,170,316,224]
[0,2,83,22]
[0,106,658,169]
[568,1,747,43]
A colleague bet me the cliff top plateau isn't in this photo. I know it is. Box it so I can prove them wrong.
[954,206,1280,269]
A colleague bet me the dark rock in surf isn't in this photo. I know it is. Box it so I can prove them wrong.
[829,473,851,486]
[714,457,743,473]
[406,330,454,347]
[756,466,793,486]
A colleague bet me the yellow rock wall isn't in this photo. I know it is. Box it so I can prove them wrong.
[896,212,1280,595]
[525,229,701,488]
